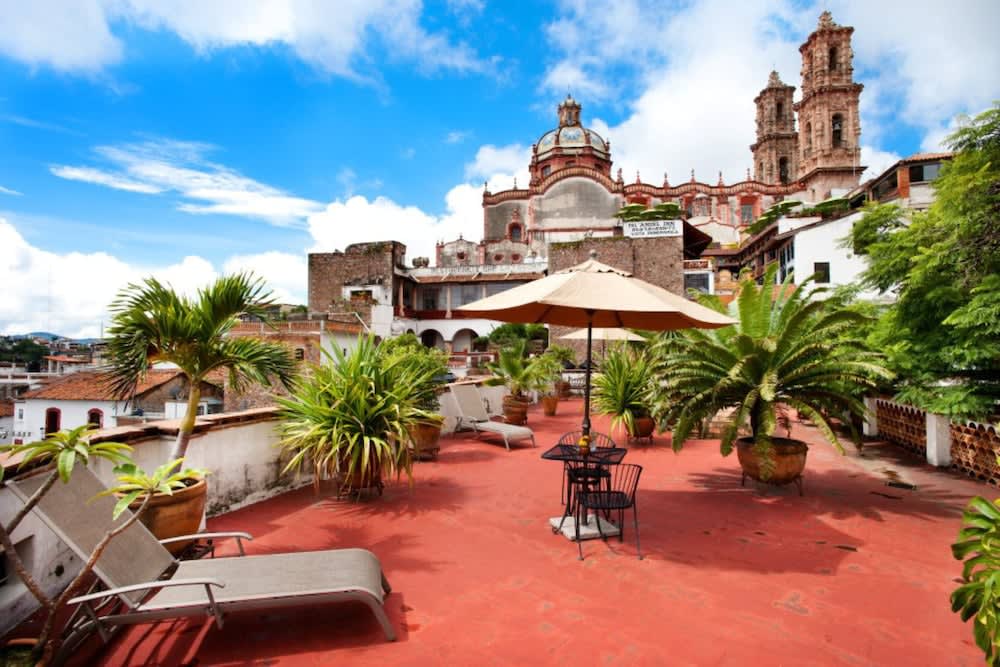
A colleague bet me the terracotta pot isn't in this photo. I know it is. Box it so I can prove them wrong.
[540,395,559,417]
[502,395,530,425]
[130,477,207,556]
[554,380,572,399]
[337,453,384,498]
[628,415,655,440]
[410,418,444,460]
[736,436,808,487]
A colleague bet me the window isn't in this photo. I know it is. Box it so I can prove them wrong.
[775,101,783,122]
[831,114,843,148]
[450,284,481,308]
[87,409,103,429]
[294,348,305,361]
[420,287,441,310]
[872,172,898,200]
[778,157,789,184]
[741,204,754,224]
[909,162,941,183]
[17,408,23,421]
[813,262,831,284]
[456,251,466,261]
[684,273,711,294]
[44,408,61,435]
[509,224,522,242]
[828,46,838,71]
[541,165,551,177]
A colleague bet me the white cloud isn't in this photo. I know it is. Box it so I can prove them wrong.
[0,218,220,338]
[0,0,490,80]
[51,138,322,225]
[464,144,531,184]
[0,185,22,196]
[860,145,902,181]
[445,130,470,144]
[49,165,163,194]
[223,252,308,305]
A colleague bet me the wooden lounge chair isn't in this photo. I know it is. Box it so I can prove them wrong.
[9,467,396,662]
[449,384,536,451]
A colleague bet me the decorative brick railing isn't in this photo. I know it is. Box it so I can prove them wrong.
[951,421,1000,486]
[875,398,926,457]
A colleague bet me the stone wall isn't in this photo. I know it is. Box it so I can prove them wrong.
[308,241,406,315]
[135,376,223,414]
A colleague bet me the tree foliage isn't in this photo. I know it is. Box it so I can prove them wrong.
[847,105,1000,418]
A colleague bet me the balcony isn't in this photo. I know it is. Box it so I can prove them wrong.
[1,398,984,665]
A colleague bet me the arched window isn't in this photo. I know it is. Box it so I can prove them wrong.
[832,114,844,148]
[828,46,838,71]
[758,162,764,179]
[294,348,305,361]
[778,157,789,184]
[44,407,61,435]
[805,122,813,150]
[509,224,522,243]
[87,408,103,429]
[775,101,783,122]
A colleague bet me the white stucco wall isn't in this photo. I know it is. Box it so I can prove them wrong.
[790,212,885,301]
[12,398,127,443]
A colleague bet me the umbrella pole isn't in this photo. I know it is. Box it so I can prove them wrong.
[582,311,594,438]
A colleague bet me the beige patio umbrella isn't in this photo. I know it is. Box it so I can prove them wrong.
[455,252,735,436]
[561,326,646,359]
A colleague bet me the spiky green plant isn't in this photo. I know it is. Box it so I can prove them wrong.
[592,344,652,436]
[0,427,203,665]
[484,339,550,399]
[646,263,892,478]
[951,494,1000,665]
[105,273,298,462]
[277,335,438,495]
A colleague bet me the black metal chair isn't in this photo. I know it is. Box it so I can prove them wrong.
[556,430,617,507]
[577,463,643,561]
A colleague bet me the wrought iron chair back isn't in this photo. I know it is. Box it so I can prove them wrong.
[556,431,617,449]
[578,463,644,560]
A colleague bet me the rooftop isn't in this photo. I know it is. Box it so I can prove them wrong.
[67,399,980,665]
[21,369,187,401]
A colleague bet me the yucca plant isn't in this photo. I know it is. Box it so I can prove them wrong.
[277,335,438,496]
[0,426,204,665]
[951,493,1000,665]
[647,263,891,478]
[592,344,652,436]
[484,339,549,399]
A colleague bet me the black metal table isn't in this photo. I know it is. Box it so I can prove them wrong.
[541,444,627,544]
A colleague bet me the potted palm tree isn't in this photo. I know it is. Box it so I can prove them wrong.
[277,334,437,497]
[647,264,891,486]
[378,334,450,460]
[103,273,297,550]
[593,345,655,440]
[0,426,204,666]
[484,340,547,425]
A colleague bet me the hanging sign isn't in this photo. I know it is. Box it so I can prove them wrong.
[622,219,683,238]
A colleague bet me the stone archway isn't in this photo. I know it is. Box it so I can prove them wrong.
[450,328,478,354]
[420,329,446,351]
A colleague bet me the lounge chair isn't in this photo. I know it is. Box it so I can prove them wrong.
[449,384,536,451]
[9,467,395,661]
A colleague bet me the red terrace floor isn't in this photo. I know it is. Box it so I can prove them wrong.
[79,399,984,666]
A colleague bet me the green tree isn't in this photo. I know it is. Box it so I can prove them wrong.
[104,273,298,461]
[848,105,1000,418]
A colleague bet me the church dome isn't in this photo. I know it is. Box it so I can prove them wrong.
[534,95,610,161]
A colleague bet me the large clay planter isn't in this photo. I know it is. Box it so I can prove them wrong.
[131,477,207,556]
[628,415,655,441]
[502,395,530,425]
[337,454,383,498]
[554,380,572,399]
[410,418,444,460]
[541,395,559,417]
[736,436,808,493]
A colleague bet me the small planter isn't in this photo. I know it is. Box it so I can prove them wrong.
[502,395,530,425]
[540,395,559,417]
[409,417,444,460]
[736,436,808,494]
[554,380,572,399]
[130,477,207,556]
[628,415,655,442]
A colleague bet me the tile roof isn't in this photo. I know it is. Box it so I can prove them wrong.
[43,355,90,363]
[21,369,185,401]
[0,399,14,417]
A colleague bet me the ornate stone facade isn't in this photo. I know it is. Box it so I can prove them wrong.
[751,71,799,185]
[794,11,865,199]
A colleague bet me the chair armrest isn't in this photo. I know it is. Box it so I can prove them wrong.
[159,531,253,556]
[68,577,225,606]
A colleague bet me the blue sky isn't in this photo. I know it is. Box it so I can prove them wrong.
[1,0,998,337]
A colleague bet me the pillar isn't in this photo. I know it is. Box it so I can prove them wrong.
[925,413,951,467]
[862,397,878,437]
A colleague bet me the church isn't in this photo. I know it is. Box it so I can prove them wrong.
[307,12,870,356]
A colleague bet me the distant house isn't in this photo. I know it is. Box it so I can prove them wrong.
[0,400,13,444]
[11,370,223,443]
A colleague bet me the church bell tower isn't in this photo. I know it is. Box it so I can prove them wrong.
[750,70,798,185]
[794,11,865,199]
